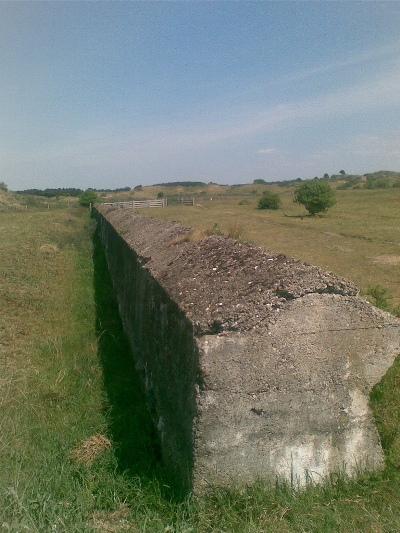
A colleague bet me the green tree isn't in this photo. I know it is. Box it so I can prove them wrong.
[0,181,8,191]
[157,191,164,198]
[257,190,281,210]
[79,190,98,207]
[339,170,346,175]
[294,180,336,215]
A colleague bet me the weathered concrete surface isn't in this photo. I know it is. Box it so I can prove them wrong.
[95,206,400,492]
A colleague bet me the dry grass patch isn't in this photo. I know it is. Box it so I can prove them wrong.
[372,255,400,265]
[39,243,59,254]
[70,434,112,466]
[91,505,133,532]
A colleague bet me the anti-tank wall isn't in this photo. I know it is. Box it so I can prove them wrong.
[95,206,400,492]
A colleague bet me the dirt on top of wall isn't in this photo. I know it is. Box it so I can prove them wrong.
[98,206,358,334]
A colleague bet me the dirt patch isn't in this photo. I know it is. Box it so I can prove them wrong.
[372,255,400,265]
[70,434,112,466]
[99,207,358,334]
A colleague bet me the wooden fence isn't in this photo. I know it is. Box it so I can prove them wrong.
[102,198,168,209]
[180,197,195,206]
[102,197,195,209]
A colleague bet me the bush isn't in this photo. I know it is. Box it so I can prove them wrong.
[365,177,391,189]
[257,191,281,210]
[206,223,223,236]
[337,177,361,190]
[366,285,391,311]
[226,222,244,240]
[79,190,98,207]
[157,191,164,198]
[0,182,8,192]
[294,181,336,215]
[337,181,353,190]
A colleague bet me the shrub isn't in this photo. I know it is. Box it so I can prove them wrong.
[337,181,353,190]
[393,304,400,318]
[205,223,223,236]
[226,222,244,240]
[79,190,98,207]
[0,182,8,192]
[257,191,281,210]
[337,177,361,190]
[294,181,336,215]
[365,177,391,189]
[157,191,164,198]
[366,285,400,317]
[366,285,391,311]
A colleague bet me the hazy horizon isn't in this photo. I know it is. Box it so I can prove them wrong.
[2,2,400,190]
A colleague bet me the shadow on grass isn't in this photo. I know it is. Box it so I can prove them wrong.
[92,228,163,484]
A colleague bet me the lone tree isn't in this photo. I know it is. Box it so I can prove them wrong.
[257,190,281,210]
[294,180,336,215]
[79,189,98,207]
[339,170,346,175]
[0,181,8,191]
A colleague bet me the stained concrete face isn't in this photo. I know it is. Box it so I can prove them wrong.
[194,294,399,489]
[95,207,400,492]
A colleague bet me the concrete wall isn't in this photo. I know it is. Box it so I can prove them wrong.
[95,206,400,492]
[96,210,200,493]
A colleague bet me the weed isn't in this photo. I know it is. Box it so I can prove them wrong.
[366,285,392,311]
[205,222,223,236]
[226,222,245,240]
[258,190,281,210]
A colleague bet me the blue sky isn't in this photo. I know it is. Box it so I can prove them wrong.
[2,1,400,189]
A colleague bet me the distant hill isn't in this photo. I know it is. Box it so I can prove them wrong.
[16,188,83,198]
[333,170,400,190]
[364,170,400,179]
[152,181,207,187]
[0,190,24,210]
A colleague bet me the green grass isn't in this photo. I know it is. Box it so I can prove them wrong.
[1,202,400,531]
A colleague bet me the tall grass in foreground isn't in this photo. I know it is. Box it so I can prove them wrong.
[1,208,400,531]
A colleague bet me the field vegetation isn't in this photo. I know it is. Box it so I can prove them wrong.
[0,181,400,531]
[140,185,400,311]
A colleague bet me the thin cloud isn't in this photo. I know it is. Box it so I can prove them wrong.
[257,148,277,155]
[4,60,400,188]
[269,40,400,86]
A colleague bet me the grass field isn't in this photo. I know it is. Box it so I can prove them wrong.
[1,192,400,531]
[142,187,400,310]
